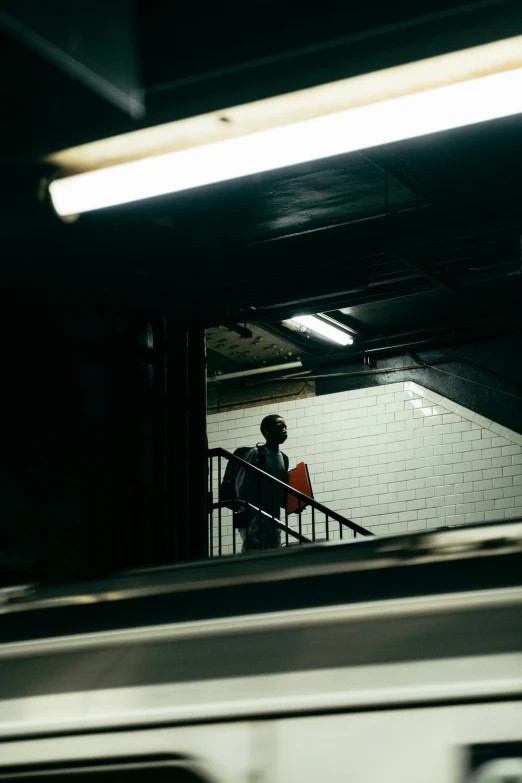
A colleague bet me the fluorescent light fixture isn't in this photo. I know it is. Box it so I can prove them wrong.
[48,36,522,217]
[289,315,354,345]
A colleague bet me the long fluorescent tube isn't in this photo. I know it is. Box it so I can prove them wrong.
[290,315,354,345]
[48,36,522,217]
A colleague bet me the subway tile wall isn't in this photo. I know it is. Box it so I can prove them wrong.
[207,381,522,554]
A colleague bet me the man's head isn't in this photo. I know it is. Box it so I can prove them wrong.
[260,414,288,448]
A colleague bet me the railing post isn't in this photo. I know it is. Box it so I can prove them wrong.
[245,464,250,552]
[209,454,214,557]
[218,455,222,557]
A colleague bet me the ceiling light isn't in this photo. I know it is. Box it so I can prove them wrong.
[289,315,354,345]
[48,35,522,217]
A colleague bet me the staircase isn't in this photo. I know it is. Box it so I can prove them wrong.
[208,448,372,557]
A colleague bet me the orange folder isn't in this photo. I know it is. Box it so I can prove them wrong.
[287,462,313,514]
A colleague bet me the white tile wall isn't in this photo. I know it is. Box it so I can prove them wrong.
[207,382,522,554]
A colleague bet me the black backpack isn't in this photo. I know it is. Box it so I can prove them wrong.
[219,445,289,524]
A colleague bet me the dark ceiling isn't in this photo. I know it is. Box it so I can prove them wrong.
[1,0,522,374]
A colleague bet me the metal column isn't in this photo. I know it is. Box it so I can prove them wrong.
[166,319,208,562]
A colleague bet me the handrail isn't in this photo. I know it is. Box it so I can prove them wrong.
[215,499,311,543]
[208,447,373,537]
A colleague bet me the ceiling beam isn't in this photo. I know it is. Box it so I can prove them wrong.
[392,251,460,294]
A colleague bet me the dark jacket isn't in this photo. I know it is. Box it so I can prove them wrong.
[220,444,289,528]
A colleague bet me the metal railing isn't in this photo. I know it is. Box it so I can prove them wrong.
[208,447,372,557]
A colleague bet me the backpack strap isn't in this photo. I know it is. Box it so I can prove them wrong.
[219,446,254,510]
[256,443,267,469]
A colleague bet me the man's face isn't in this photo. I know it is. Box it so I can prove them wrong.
[266,416,288,444]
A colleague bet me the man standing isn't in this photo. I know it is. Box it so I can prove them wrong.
[234,414,289,552]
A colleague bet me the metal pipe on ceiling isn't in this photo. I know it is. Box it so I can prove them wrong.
[248,363,425,385]
[300,325,516,368]
[208,324,518,383]
[208,361,303,382]
[247,357,522,400]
